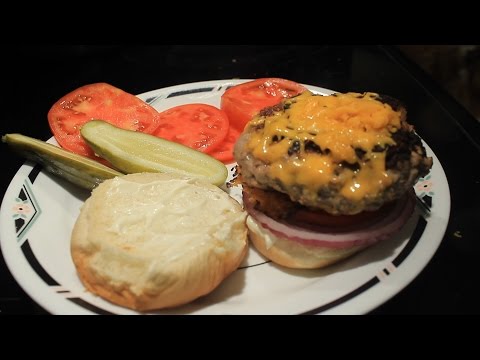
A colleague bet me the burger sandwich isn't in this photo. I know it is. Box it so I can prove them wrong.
[234,90,433,269]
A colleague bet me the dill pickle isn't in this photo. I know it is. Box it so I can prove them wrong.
[2,133,123,190]
[80,120,228,187]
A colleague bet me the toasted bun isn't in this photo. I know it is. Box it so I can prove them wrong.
[71,172,247,311]
[246,216,365,269]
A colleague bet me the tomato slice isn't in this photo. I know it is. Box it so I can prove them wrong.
[208,126,241,164]
[292,209,376,228]
[290,202,397,229]
[153,104,229,153]
[220,78,307,131]
[48,83,160,159]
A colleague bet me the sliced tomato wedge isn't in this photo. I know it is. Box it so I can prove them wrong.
[48,83,160,159]
[209,126,241,164]
[153,104,229,154]
[221,78,307,131]
[289,203,396,229]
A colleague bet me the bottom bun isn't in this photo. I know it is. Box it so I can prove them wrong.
[246,216,366,269]
[71,173,247,311]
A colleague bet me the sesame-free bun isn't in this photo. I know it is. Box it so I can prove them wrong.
[71,173,247,311]
[246,216,365,269]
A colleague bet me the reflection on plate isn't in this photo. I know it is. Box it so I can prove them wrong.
[0,80,450,314]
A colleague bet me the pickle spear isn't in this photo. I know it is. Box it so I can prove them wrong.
[2,133,123,190]
[80,120,228,187]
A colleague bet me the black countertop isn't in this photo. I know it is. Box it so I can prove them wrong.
[1,45,479,315]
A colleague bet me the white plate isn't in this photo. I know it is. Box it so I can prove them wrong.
[0,79,450,314]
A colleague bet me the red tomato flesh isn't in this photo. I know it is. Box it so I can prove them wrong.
[208,126,241,164]
[290,205,395,229]
[153,104,229,153]
[221,78,307,131]
[48,83,159,159]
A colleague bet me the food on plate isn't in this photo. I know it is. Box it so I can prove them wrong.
[2,133,122,190]
[153,104,229,154]
[46,80,278,166]
[81,120,228,186]
[234,91,433,269]
[48,83,159,160]
[71,172,247,311]
[221,78,306,131]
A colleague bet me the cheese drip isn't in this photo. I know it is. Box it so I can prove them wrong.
[246,91,402,201]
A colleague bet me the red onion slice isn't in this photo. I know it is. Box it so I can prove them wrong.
[244,192,415,249]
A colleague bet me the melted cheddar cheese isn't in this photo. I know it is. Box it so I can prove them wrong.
[246,91,402,201]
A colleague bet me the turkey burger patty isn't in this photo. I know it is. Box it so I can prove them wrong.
[235,91,432,215]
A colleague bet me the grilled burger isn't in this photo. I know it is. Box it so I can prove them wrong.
[234,91,432,269]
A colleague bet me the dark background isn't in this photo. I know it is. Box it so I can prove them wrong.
[1,45,479,314]
[399,45,480,121]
